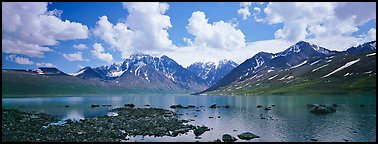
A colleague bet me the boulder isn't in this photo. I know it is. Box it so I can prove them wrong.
[257,105,263,108]
[237,132,260,140]
[222,134,237,142]
[265,107,272,110]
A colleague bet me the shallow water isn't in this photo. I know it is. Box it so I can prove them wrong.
[2,94,376,142]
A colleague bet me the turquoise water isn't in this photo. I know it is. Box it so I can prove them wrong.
[2,94,376,142]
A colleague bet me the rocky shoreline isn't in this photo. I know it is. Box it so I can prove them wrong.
[2,107,200,142]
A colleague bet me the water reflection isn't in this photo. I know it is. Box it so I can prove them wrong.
[2,94,376,142]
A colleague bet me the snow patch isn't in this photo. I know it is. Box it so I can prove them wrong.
[279,75,289,80]
[366,53,376,57]
[291,60,307,69]
[326,60,332,63]
[312,64,329,72]
[267,69,275,73]
[322,59,360,78]
[268,74,278,80]
[286,76,294,79]
[134,61,146,76]
[364,71,372,74]
[71,69,85,76]
[310,60,322,65]
[109,70,126,77]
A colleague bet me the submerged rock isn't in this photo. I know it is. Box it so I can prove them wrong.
[237,132,260,140]
[222,134,237,142]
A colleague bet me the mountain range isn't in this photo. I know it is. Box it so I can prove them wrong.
[2,53,236,96]
[2,41,376,97]
[199,41,376,95]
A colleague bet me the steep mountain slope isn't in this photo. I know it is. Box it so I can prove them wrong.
[200,41,376,95]
[187,59,238,86]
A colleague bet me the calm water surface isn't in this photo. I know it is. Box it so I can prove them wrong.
[2,94,376,142]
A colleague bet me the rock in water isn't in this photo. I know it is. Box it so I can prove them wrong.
[124,103,135,108]
[257,105,263,108]
[222,134,237,142]
[91,104,99,108]
[170,104,183,109]
[237,132,260,140]
[310,105,336,114]
[307,103,319,108]
[209,104,217,108]
[188,105,196,108]
[194,125,210,136]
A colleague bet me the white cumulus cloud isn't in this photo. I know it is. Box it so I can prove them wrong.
[186,11,246,50]
[91,43,113,64]
[368,28,376,40]
[6,54,34,65]
[259,2,376,42]
[93,2,172,58]
[2,2,89,58]
[238,7,251,20]
[73,44,88,50]
[35,62,55,67]
[63,52,87,62]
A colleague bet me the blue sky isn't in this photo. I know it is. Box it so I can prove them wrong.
[2,2,376,73]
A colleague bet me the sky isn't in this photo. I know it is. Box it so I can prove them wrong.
[2,2,376,74]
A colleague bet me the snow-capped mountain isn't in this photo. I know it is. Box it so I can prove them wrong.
[72,66,105,79]
[72,53,207,92]
[200,41,376,95]
[346,41,376,54]
[187,59,238,86]
[203,41,340,93]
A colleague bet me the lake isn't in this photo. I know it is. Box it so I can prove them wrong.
[2,94,376,142]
